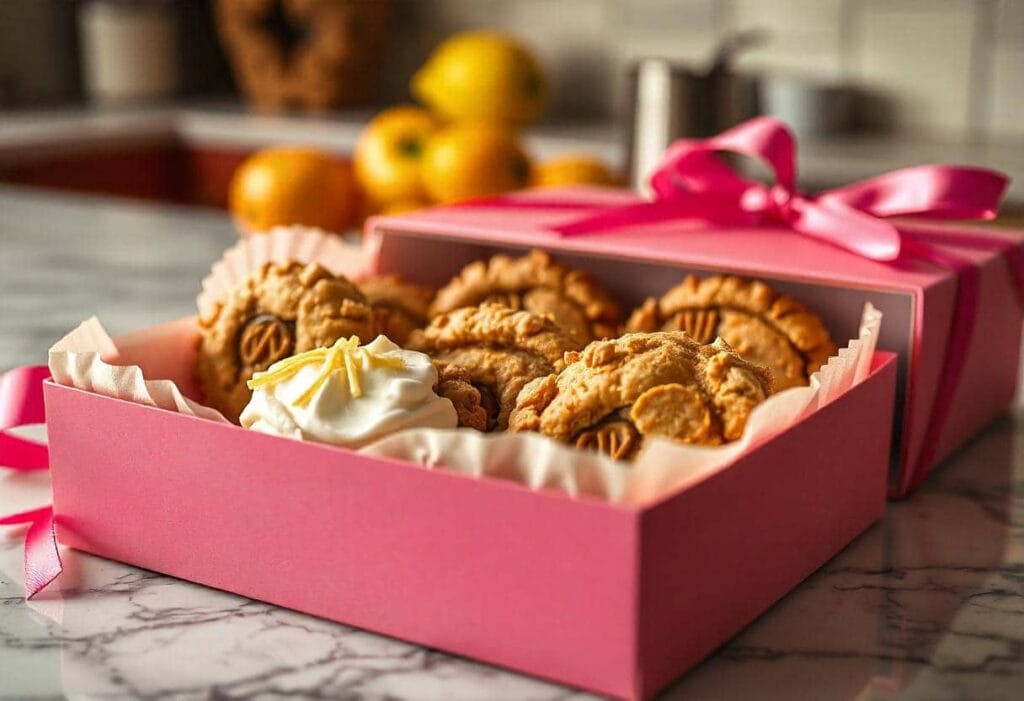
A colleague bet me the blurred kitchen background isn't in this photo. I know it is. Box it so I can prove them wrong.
[0,0,1022,215]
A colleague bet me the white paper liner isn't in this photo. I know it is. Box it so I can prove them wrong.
[48,305,882,507]
[196,226,369,318]
[49,318,229,424]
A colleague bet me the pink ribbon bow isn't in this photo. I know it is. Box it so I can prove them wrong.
[554,116,1008,261]
[0,365,62,598]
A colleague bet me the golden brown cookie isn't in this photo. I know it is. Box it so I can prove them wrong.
[429,249,621,345]
[408,303,581,431]
[509,332,773,460]
[197,261,375,422]
[626,275,836,391]
[360,275,435,346]
[434,365,488,432]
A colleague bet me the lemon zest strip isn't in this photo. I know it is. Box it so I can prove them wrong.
[247,336,404,407]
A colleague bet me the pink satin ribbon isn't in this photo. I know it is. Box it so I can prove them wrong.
[553,116,1008,262]
[548,116,1017,496]
[0,364,50,471]
[0,506,61,599]
[0,364,62,598]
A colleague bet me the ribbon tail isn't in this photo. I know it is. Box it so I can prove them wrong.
[818,166,1009,220]
[0,506,63,599]
[898,237,980,495]
[0,433,49,471]
[553,199,699,237]
[0,365,49,427]
[1,364,50,471]
[791,199,903,261]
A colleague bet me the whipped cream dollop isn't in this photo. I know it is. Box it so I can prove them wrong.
[240,335,457,447]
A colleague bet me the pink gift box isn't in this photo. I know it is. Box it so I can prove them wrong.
[367,185,1024,497]
[37,231,899,699]
[44,342,897,700]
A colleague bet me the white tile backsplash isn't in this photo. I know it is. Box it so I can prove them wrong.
[500,0,612,115]
[852,0,979,134]
[608,0,722,68]
[390,0,1021,138]
[994,0,1024,46]
[729,0,845,35]
[988,47,1024,137]
[723,0,847,80]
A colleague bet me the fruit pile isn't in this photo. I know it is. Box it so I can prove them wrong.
[357,31,617,215]
[230,31,617,235]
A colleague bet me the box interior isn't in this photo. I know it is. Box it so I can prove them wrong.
[374,229,917,479]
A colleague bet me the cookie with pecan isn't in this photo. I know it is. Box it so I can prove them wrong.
[429,249,621,345]
[408,303,581,431]
[626,275,836,391]
[197,261,374,422]
[509,332,773,460]
[360,275,435,346]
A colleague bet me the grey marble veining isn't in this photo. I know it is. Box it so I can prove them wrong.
[2,185,1024,699]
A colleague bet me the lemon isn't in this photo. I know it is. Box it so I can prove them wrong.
[354,106,440,206]
[421,122,532,203]
[412,31,547,125]
[531,155,619,188]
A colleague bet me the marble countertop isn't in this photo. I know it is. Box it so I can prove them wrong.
[2,186,1024,699]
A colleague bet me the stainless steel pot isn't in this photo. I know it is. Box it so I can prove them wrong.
[624,32,763,191]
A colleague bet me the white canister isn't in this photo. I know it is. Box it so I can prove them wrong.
[79,0,179,104]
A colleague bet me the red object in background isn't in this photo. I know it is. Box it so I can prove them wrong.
[2,145,188,203]
[0,143,251,209]
[183,146,250,208]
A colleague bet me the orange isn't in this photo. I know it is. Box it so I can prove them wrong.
[421,122,532,204]
[531,155,619,188]
[354,106,440,207]
[380,199,429,215]
[229,147,356,235]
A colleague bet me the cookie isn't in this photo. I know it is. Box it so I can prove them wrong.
[509,332,773,460]
[197,261,375,422]
[360,275,435,346]
[434,365,489,432]
[408,303,581,431]
[626,275,836,391]
[429,249,621,345]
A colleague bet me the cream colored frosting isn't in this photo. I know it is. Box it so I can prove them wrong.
[240,335,457,447]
